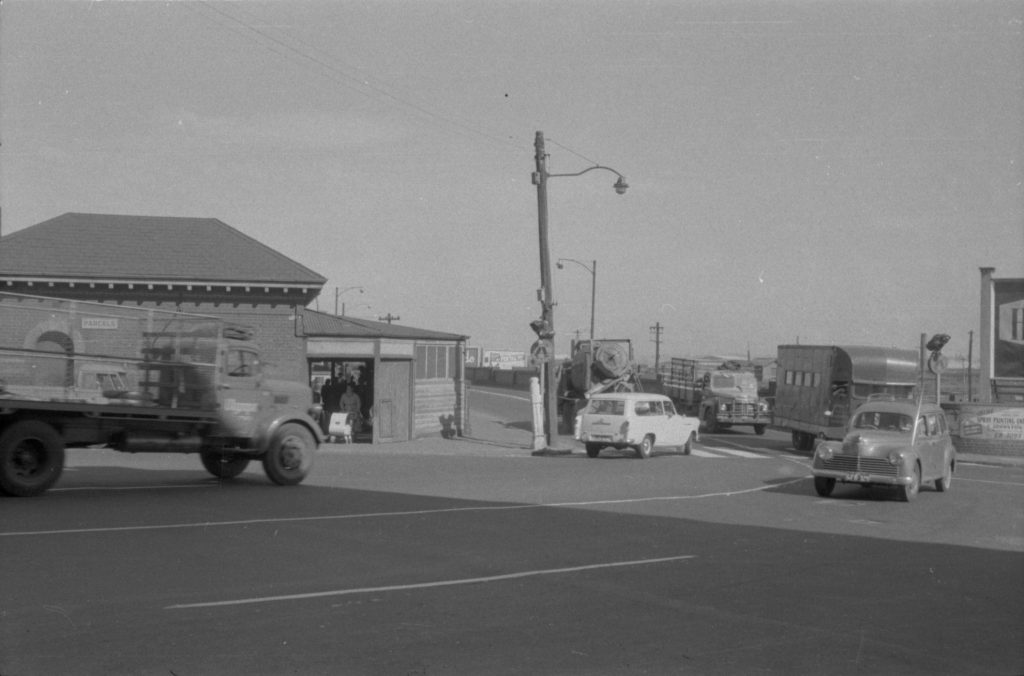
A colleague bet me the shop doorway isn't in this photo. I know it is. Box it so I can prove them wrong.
[309,359,374,443]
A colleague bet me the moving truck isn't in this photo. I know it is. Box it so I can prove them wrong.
[0,292,322,496]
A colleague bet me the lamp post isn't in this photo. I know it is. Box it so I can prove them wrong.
[532,131,627,448]
[556,258,597,342]
[335,286,364,316]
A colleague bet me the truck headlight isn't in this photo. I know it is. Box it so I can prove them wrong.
[719,403,727,412]
[888,450,902,466]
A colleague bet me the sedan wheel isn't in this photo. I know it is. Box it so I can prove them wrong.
[585,443,602,459]
[814,476,835,497]
[899,463,921,502]
[935,458,954,492]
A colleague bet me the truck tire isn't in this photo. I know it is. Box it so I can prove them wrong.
[200,451,250,479]
[262,423,315,486]
[702,408,719,434]
[0,420,66,497]
[753,424,766,436]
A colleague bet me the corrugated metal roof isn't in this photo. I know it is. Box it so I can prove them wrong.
[301,309,467,341]
[0,213,327,285]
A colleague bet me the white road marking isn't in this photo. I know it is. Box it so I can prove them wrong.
[0,477,809,538]
[50,484,211,492]
[695,447,766,459]
[165,554,696,609]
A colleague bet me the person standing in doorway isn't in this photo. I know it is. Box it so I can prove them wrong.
[340,383,362,434]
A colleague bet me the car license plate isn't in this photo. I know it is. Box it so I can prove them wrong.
[844,472,870,483]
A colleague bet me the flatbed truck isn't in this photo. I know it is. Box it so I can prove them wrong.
[0,292,322,496]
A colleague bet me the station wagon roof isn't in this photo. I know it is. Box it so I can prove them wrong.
[589,392,671,401]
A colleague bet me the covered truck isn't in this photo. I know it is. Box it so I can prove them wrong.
[0,292,322,496]
[774,344,919,451]
[660,357,771,434]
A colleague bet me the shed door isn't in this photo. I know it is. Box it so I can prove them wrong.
[376,360,411,442]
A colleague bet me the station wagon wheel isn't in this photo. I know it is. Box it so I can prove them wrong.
[899,462,921,502]
[935,458,954,492]
[585,443,602,459]
[682,431,696,455]
[636,434,654,459]
[814,477,835,497]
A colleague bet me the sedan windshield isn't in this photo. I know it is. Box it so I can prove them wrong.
[852,410,913,432]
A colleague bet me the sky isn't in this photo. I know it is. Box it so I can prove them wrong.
[1,0,1022,366]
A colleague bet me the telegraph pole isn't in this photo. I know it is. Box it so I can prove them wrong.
[377,313,400,324]
[650,322,663,372]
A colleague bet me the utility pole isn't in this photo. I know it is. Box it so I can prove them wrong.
[377,313,400,324]
[650,322,663,373]
[533,131,559,448]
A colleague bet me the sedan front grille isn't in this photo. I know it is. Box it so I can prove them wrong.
[820,454,897,477]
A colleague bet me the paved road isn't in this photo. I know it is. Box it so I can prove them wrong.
[2,387,1022,675]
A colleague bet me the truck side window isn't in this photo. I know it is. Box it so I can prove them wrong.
[227,348,256,377]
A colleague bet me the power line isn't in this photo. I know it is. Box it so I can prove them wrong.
[190,1,526,153]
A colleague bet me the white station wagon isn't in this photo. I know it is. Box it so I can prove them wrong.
[575,392,700,459]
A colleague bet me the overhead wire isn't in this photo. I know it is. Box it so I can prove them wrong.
[189,1,528,156]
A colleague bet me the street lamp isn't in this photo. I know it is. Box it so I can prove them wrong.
[335,286,364,316]
[556,258,597,342]
[532,130,627,448]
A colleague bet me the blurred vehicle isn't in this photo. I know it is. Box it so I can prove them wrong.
[575,392,700,459]
[811,397,956,502]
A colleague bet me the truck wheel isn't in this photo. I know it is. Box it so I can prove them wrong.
[0,420,66,497]
[702,409,719,434]
[200,451,250,479]
[585,443,602,458]
[753,424,766,436]
[636,434,654,459]
[262,423,316,486]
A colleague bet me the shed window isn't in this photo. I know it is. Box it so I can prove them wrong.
[416,345,455,379]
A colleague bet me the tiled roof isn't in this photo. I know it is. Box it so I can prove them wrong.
[0,213,326,285]
[301,309,468,341]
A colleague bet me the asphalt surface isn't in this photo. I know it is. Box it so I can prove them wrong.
[2,386,1021,676]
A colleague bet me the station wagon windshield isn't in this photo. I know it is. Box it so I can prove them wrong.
[852,410,913,432]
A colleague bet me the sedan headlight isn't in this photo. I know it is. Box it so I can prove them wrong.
[816,444,835,461]
[888,450,902,466]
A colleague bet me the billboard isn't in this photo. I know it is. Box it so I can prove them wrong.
[993,278,1024,378]
[482,350,527,370]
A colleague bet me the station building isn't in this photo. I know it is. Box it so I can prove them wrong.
[0,212,468,443]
